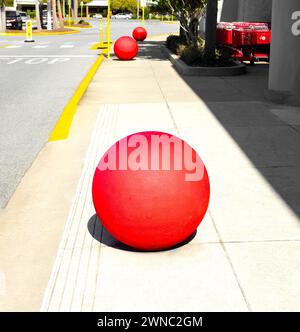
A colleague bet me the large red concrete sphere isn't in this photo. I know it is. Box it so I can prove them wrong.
[114,36,138,60]
[92,131,210,251]
[132,26,147,41]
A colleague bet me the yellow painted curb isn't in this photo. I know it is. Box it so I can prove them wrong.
[65,25,93,29]
[162,21,179,25]
[146,32,179,39]
[90,41,113,50]
[49,55,104,141]
[0,30,80,36]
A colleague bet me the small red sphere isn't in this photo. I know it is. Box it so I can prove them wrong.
[132,27,147,41]
[92,131,210,251]
[114,36,138,60]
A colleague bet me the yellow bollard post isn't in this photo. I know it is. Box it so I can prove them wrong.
[142,6,145,28]
[24,20,34,43]
[68,0,71,27]
[106,0,111,58]
[99,18,105,49]
[80,1,83,18]
[141,0,146,27]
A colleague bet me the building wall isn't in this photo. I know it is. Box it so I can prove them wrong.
[220,0,272,22]
[220,0,239,22]
[268,0,300,94]
[238,0,272,22]
[200,0,272,34]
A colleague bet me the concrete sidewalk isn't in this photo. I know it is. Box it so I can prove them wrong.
[1,36,300,311]
[41,37,300,312]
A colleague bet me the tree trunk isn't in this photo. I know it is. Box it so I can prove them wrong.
[73,0,78,22]
[0,2,6,32]
[62,0,65,17]
[204,0,218,62]
[35,0,42,30]
[85,3,88,18]
[179,25,184,37]
[57,0,64,29]
[52,0,58,29]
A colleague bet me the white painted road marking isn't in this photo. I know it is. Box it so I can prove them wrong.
[0,55,94,57]
[0,57,71,65]
[0,55,95,65]
[7,58,24,64]
[5,45,21,49]
[60,45,74,48]
[25,58,50,64]
[48,58,70,64]
[0,41,98,49]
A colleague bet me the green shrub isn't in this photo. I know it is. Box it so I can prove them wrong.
[197,37,205,49]
[217,46,233,60]
[176,43,187,56]
[78,20,89,25]
[179,45,203,66]
[26,10,36,19]
[166,34,187,54]
[167,35,234,67]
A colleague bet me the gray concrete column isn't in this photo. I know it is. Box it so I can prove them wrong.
[238,0,272,22]
[220,0,239,22]
[220,0,272,23]
[268,0,300,104]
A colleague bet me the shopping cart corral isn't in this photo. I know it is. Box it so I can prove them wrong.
[217,22,271,65]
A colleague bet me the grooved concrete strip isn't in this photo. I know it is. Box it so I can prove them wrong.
[42,106,119,311]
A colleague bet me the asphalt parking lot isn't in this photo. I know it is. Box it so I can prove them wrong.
[0,19,179,208]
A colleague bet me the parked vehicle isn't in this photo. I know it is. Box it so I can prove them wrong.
[94,13,103,19]
[19,11,29,25]
[111,13,132,20]
[6,10,23,30]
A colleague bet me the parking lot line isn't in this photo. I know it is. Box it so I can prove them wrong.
[5,45,21,48]
[0,55,95,58]
[60,45,74,48]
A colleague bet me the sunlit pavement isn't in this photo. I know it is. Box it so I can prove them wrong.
[0,19,179,209]
[43,37,300,312]
[1,32,300,312]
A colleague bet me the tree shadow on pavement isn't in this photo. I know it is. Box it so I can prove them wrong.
[140,40,300,220]
[137,41,169,61]
[180,65,300,219]
[87,214,197,253]
[108,41,168,62]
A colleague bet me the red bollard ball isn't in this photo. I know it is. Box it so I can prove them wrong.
[132,27,147,41]
[114,36,138,60]
[92,131,210,251]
